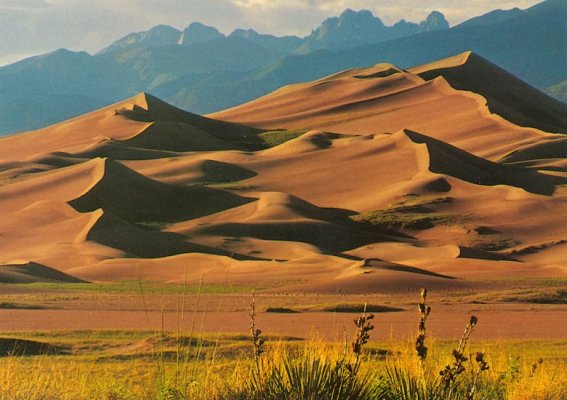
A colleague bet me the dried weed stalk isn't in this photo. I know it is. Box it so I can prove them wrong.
[348,303,375,376]
[250,290,265,373]
[416,288,431,361]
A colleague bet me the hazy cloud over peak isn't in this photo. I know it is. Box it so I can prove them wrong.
[0,0,50,10]
[0,0,542,66]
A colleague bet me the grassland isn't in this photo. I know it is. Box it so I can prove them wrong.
[0,330,565,399]
[0,283,565,399]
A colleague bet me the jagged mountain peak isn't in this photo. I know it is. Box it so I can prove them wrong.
[98,25,181,54]
[339,8,382,22]
[295,9,448,54]
[178,22,225,46]
[419,11,450,32]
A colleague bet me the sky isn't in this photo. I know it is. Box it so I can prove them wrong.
[0,0,543,66]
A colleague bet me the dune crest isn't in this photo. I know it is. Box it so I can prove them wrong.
[410,51,567,134]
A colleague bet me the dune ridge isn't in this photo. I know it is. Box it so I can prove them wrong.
[410,51,567,134]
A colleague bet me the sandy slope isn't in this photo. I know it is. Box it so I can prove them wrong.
[0,261,84,283]
[409,52,567,135]
[0,52,566,288]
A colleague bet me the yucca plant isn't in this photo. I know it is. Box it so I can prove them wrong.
[233,298,384,400]
[248,350,382,400]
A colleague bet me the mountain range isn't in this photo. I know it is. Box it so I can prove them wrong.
[99,9,449,56]
[0,0,565,136]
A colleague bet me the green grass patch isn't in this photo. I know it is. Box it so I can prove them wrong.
[20,281,255,295]
[491,288,567,304]
[258,129,306,148]
[320,304,403,313]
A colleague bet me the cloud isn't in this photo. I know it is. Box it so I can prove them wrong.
[231,0,318,9]
[0,0,50,10]
[229,0,542,27]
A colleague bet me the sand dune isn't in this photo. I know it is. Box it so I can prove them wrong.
[70,140,182,161]
[260,130,355,155]
[0,261,83,283]
[0,52,566,288]
[0,200,120,268]
[67,253,356,285]
[0,94,153,162]
[211,63,424,126]
[0,92,259,164]
[499,136,567,164]
[169,191,397,255]
[121,121,234,151]
[0,160,109,216]
[274,262,471,294]
[0,199,240,272]
[77,208,229,259]
[231,130,441,212]
[211,53,563,162]
[68,158,253,223]
[402,129,566,195]
[126,158,257,185]
[409,51,567,134]
[0,157,253,220]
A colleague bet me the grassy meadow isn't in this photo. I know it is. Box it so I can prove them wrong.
[0,285,565,399]
[0,330,565,399]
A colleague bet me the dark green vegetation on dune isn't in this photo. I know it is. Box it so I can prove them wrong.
[350,196,460,231]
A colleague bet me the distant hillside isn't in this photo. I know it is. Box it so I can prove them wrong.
[0,0,565,136]
[546,81,567,103]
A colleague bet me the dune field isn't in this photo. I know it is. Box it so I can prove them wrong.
[0,51,566,338]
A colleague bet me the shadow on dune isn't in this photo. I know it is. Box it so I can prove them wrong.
[404,129,566,195]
